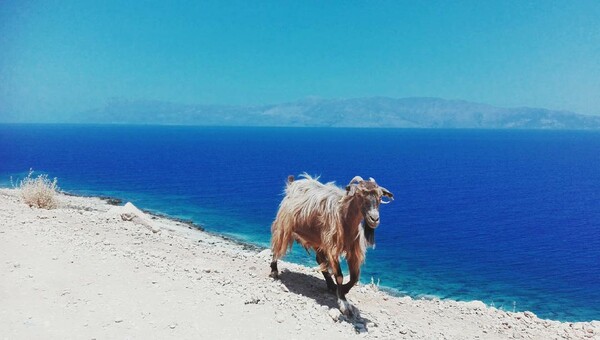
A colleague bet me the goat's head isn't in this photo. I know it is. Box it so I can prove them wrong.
[345,176,394,229]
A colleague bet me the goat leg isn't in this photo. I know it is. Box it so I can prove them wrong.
[331,259,354,317]
[341,269,360,296]
[269,254,279,279]
[340,258,360,295]
[316,251,336,291]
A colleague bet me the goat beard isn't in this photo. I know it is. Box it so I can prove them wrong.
[363,221,375,247]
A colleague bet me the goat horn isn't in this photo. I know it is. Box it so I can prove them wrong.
[379,186,394,201]
[369,177,376,183]
[348,176,364,186]
[346,176,364,195]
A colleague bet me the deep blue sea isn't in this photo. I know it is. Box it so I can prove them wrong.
[1,124,599,322]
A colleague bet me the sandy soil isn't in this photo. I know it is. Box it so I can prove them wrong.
[0,188,598,339]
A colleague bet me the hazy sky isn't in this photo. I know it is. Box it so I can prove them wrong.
[1,1,600,119]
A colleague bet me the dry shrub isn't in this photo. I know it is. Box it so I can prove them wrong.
[18,169,60,209]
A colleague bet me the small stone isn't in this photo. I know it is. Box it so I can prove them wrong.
[244,298,261,305]
[398,296,412,304]
[328,308,342,321]
[114,318,123,323]
[276,315,285,323]
[256,249,271,257]
[465,300,487,310]
[169,324,177,329]
[355,323,367,333]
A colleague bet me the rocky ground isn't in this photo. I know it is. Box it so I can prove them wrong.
[0,189,598,339]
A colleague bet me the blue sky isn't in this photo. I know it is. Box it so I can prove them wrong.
[1,1,600,118]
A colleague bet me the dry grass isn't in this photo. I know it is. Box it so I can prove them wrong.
[17,169,60,209]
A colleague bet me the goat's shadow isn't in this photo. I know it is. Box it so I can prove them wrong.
[277,270,373,330]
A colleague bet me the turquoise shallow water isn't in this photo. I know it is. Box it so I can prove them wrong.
[1,124,599,321]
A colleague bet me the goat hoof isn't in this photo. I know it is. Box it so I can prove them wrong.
[269,271,279,279]
[338,299,354,317]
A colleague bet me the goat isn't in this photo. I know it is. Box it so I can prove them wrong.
[269,174,393,316]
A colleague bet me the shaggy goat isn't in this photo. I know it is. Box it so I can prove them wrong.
[269,174,393,315]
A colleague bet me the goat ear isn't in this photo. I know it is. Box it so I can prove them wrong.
[346,184,357,196]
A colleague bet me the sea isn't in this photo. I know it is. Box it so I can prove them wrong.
[1,124,599,322]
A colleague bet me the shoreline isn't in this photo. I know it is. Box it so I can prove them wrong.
[1,188,598,339]
[66,189,596,323]
[62,189,267,253]
[60,190,525,316]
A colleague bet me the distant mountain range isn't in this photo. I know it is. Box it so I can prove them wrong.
[56,97,600,129]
